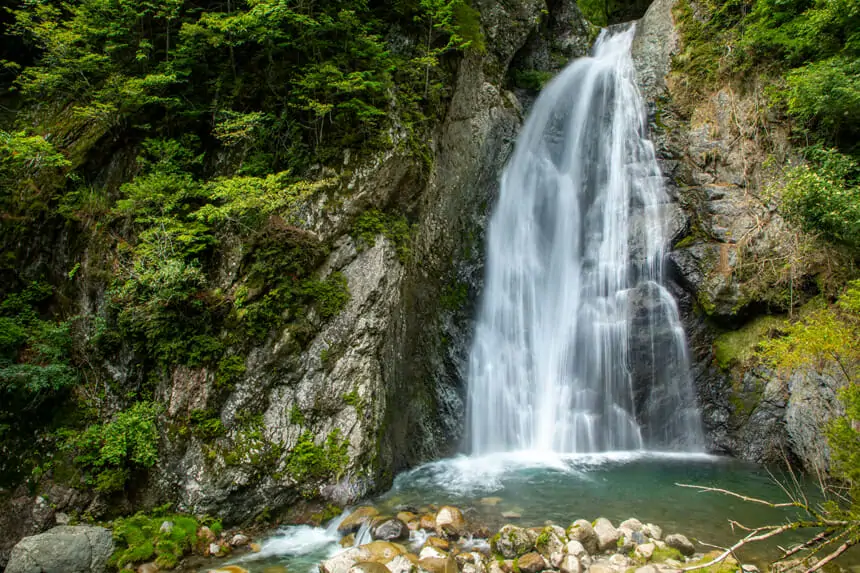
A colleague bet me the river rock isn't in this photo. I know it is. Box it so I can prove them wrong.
[535,526,566,558]
[397,512,417,525]
[373,518,409,542]
[436,506,467,537]
[635,543,656,560]
[481,497,503,505]
[322,542,406,573]
[424,537,450,551]
[420,514,437,531]
[137,563,159,573]
[566,520,598,554]
[559,554,582,573]
[388,555,419,573]
[419,547,448,560]
[5,525,114,573]
[619,518,642,532]
[159,521,174,534]
[588,563,615,573]
[636,566,658,573]
[593,518,620,552]
[664,534,695,557]
[418,555,457,573]
[198,525,216,542]
[230,534,250,547]
[493,525,535,559]
[609,554,632,568]
[349,563,390,573]
[517,552,546,573]
[642,524,662,540]
[339,507,382,535]
[501,511,522,519]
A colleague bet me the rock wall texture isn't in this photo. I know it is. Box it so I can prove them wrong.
[631,0,847,472]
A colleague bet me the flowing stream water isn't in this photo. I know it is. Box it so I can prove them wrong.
[468,26,702,453]
[212,26,816,573]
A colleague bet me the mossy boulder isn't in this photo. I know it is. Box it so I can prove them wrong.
[566,520,598,554]
[338,507,380,535]
[491,525,535,559]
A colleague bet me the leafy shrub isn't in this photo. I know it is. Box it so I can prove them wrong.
[286,430,350,482]
[780,148,860,247]
[65,402,161,492]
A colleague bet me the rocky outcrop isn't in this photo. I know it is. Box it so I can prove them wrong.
[5,525,113,573]
[631,0,847,470]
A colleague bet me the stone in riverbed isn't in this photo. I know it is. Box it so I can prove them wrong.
[588,563,616,573]
[388,554,418,573]
[481,497,503,505]
[492,525,535,559]
[517,552,546,573]
[619,518,642,532]
[230,533,250,547]
[138,563,159,573]
[559,554,582,573]
[642,524,663,540]
[349,563,391,573]
[424,537,450,550]
[664,534,695,557]
[535,525,566,559]
[419,546,449,560]
[635,543,656,560]
[436,506,467,537]
[635,566,658,573]
[566,520,598,554]
[592,518,621,552]
[418,555,458,573]
[397,512,417,524]
[372,518,409,542]
[609,554,632,568]
[420,514,437,531]
[339,507,381,535]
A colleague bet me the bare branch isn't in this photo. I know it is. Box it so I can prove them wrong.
[682,525,797,572]
[806,537,858,573]
[675,483,801,508]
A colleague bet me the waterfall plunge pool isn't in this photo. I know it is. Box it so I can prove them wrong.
[222,452,820,573]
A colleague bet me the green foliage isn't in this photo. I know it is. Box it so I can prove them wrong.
[512,70,555,91]
[64,401,161,492]
[713,315,784,369]
[440,280,469,311]
[353,209,413,263]
[673,0,860,148]
[651,546,684,563]
[0,130,69,219]
[826,383,860,502]
[286,429,350,482]
[780,148,860,247]
[302,273,350,319]
[289,405,306,426]
[189,409,225,441]
[110,508,206,570]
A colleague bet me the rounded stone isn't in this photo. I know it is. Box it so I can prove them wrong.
[338,507,381,535]
[566,520,598,554]
[664,534,695,557]
[372,518,409,542]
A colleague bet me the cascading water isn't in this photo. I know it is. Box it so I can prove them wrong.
[467,25,704,454]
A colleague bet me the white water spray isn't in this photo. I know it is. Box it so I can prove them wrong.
[467,26,704,454]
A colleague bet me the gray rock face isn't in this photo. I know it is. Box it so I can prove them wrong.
[5,526,113,573]
[631,0,846,473]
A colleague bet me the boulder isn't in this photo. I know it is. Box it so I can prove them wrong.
[435,506,467,537]
[635,567,658,573]
[517,552,545,573]
[198,525,216,542]
[339,507,382,535]
[559,554,582,573]
[592,518,621,552]
[609,554,632,568]
[230,534,250,547]
[635,543,655,560]
[372,519,409,542]
[501,511,522,519]
[664,534,695,557]
[588,563,616,573]
[418,555,457,573]
[388,555,419,573]
[619,519,642,532]
[424,537,450,551]
[566,520,598,554]
[492,525,535,559]
[419,547,449,560]
[420,514,437,531]
[321,542,407,573]
[642,524,662,541]
[137,563,159,573]
[349,563,390,573]
[535,526,566,559]
[5,525,113,573]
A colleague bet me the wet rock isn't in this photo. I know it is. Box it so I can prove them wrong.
[341,534,356,547]
[339,508,381,535]
[480,497,503,506]
[619,519,642,532]
[418,555,458,573]
[436,506,467,537]
[501,511,522,519]
[419,547,449,560]
[349,563,390,573]
[592,518,620,552]
[5,525,114,573]
[535,526,566,559]
[373,518,409,542]
[210,567,249,573]
[387,555,417,573]
[322,549,367,573]
[208,542,223,556]
[230,534,250,547]
[420,514,437,531]
[665,534,695,557]
[492,525,535,559]
[642,524,662,541]
[424,537,450,551]
[566,520,598,554]
[635,543,655,560]
[559,554,582,573]
[250,542,262,552]
[138,563,159,573]
[397,512,417,524]
[517,552,546,573]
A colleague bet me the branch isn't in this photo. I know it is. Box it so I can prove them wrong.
[675,483,801,508]
[806,537,857,573]
[682,525,796,572]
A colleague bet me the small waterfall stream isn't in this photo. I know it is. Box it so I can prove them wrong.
[467,26,704,454]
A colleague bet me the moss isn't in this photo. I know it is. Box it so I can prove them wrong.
[285,429,350,482]
[189,409,226,441]
[110,507,212,570]
[673,234,698,249]
[512,69,555,90]
[713,315,784,369]
[684,552,739,573]
[310,503,343,525]
[289,405,305,426]
[535,530,551,547]
[302,272,350,319]
[343,389,364,417]
[352,209,413,263]
[440,280,469,311]
[651,546,684,563]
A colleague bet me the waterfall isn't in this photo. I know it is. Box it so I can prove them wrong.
[467,26,704,455]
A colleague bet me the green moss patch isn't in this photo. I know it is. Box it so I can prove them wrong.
[713,315,784,369]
